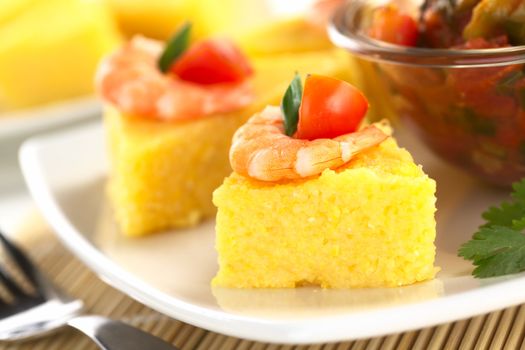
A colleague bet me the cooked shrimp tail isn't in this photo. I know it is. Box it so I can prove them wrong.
[230,106,389,181]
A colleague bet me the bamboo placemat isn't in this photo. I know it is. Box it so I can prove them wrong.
[1,212,525,350]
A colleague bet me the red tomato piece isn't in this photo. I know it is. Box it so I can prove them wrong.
[171,38,253,85]
[368,5,419,47]
[296,75,369,140]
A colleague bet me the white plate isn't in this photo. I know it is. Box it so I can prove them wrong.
[0,96,101,139]
[19,121,525,344]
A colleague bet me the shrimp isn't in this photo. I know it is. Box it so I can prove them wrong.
[95,36,254,120]
[230,106,390,182]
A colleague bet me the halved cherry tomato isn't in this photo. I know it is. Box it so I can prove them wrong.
[296,75,369,140]
[368,5,419,47]
[171,39,253,85]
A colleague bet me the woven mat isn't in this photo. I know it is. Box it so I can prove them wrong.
[1,213,525,350]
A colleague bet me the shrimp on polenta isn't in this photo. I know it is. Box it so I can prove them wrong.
[97,23,257,236]
[229,74,389,182]
[230,106,388,181]
[213,74,437,289]
[96,35,254,120]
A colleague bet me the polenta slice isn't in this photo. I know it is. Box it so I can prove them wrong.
[213,76,437,288]
[213,138,437,288]
[0,0,121,110]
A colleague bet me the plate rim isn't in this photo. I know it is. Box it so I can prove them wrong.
[18,122,525,344]
[0,96,100,139]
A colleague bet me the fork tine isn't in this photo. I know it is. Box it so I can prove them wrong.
[0,231,46,297]
[0,266,27,298]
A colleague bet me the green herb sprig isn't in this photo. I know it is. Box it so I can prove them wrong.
[157,22,192,73]
[459,178,525,278]
[281,73,303,137]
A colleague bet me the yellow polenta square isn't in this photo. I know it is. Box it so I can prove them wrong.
[212,138,437,288]
[0,0,120,109]
[105,106,247,236]
[105,49,352,236]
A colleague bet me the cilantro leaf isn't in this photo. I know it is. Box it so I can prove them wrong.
[158,22,192,73]
[481,178,525,228]
[511,178,525,201]
[281,73,302,137]
[458,226,525,278]
[459,178,525,278]
[512,217,525,231]
[481,201,525,228]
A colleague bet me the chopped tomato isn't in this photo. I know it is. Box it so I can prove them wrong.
[171,38,253,85]
[296,75,369,140]
[368,5,419,47]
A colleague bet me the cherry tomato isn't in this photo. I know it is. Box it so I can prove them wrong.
[368,5,419,47]
[296,75,369,140]
[171,39,253,85]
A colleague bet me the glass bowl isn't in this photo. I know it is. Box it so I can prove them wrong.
[329,0,525,186]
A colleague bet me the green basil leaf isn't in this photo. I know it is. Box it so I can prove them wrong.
[281,73,302,137]
[157,22,192,73]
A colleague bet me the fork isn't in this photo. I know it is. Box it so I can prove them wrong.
[0,231,179,350]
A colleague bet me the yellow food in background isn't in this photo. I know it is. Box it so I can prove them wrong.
[196,0,333,55]
[0,0,121,110]
[103,0,381,119]
[0,0,365,114]
[105,49,353,236]
[236,17,333,56]
[0,0,38,25]
[106,0,203,40]
[213,139,437,288]
[105,0,273,41]
[105,0,333,54]
[193,0,275,42]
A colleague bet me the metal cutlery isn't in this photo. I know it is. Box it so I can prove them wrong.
[0,231,180,350]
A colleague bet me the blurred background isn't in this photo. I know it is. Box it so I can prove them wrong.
[0,0,344,113]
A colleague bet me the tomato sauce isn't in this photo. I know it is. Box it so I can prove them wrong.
[367,0,525,185]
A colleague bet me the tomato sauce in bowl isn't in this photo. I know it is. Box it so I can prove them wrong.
[329,0,525,186]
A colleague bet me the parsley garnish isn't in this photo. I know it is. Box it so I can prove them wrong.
[157,22,192,73]
[281,73,303,137]
[459,178,525,278]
